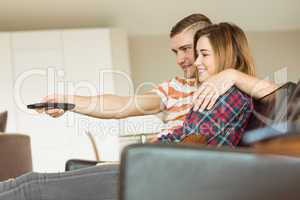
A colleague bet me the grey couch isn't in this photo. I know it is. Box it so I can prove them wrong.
[120,144,300,200]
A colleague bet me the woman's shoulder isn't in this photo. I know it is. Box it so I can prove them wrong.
[221,86,253,108]
[225,86,252,98]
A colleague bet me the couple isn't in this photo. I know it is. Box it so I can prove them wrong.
[0,13,278,200]
[41,14,277,146]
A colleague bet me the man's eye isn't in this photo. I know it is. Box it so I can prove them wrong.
[183,47,192,52]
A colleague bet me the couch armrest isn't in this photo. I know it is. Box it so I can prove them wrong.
[65,159,106,171]
[242,122,300,157]
[242,122,300,145]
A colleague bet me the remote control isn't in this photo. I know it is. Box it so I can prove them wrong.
[27,103,75,111]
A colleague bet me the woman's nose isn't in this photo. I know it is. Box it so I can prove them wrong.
[194,56,202,66]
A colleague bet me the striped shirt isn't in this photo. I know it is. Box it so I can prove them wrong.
[154,76,197,136]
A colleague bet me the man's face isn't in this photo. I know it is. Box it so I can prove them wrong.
[171,30,196,79]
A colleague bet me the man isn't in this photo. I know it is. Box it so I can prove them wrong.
[41,14,277,140]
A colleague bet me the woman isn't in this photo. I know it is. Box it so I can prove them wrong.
[158,23,255,147]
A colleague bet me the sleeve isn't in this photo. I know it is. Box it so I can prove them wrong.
[181,86,253,147]
[151,80,169,109]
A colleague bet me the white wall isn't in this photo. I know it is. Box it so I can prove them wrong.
[247,31,300,83]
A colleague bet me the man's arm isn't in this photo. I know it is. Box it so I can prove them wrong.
[74,93,162,119]
[41,93,163,119]
[192,69,278,112]
[231,69,278,99]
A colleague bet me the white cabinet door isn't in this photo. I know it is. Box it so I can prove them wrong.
[62,29,120,161]
[62,28,114,94]
[11,31,95,172]
[0,33,16,132]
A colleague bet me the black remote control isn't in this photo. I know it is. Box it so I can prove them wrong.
[27,103,75,111]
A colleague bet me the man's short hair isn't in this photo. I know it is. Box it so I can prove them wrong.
[170,13,212,38]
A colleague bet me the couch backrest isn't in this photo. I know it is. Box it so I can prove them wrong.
[120,144,300,200]
[288,80,300,122]
[0,111,7,132]
[245,82,297,132]
[0,134,32,181]
[241,81,300,145]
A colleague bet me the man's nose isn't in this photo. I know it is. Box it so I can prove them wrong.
[176,52,185,65]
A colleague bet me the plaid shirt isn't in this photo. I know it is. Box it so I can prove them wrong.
[158,86,253,147]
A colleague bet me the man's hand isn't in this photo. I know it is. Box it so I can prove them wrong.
[36,94,70,118]
[192,69,236,112]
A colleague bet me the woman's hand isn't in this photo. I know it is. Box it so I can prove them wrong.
[192,69,236,112]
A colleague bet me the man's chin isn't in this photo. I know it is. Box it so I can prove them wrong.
[184,74,196,79]
[183,70,196,79]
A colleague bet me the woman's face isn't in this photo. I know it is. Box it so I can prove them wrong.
[194,36,217,82]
